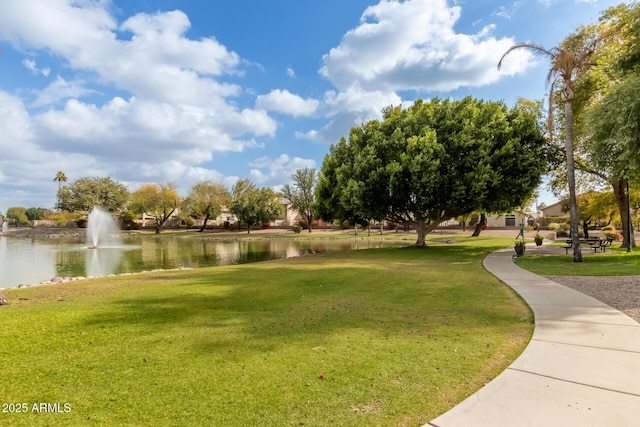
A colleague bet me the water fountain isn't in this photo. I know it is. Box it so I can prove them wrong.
[87,207,121,248]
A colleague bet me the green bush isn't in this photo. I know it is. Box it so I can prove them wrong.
[292,225,302,233]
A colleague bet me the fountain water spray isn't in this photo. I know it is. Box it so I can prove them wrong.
[87,207,121,248]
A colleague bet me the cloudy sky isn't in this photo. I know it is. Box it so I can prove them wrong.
[0,0,621,213]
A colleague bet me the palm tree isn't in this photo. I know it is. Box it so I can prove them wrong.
[53,171,67,210]
[498,35,598,262]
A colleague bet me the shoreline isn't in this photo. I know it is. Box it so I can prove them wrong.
[0,266,193,291]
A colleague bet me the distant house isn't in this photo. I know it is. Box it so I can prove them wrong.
[541,200,565,217]
[207,198,301,227]
[487,211,538,228]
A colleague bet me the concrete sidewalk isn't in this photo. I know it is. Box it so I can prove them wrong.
[428,248,640,427]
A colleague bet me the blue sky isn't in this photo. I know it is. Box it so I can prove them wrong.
[0,0,622,213]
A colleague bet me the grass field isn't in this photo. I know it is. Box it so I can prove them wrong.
[0,236,531,426]
[516,246,640,276]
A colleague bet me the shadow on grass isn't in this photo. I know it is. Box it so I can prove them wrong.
[77,243,528,355]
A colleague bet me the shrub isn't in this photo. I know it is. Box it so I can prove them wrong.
[297,219,309,230]
[292,225,302,233]
[548,223,561,231]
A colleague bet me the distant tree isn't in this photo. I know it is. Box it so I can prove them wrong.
[25,207,50,221]
[317,97,549,246]
[561,190,617,238]
[57,176,129,214]
[53,171,68,209]
[129,183,181,234]
[183,181,231,232]
[282,168,318,233]
[6,207,28,226]
[230,179,281,234]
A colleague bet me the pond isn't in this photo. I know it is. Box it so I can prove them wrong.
[0,234,408,289]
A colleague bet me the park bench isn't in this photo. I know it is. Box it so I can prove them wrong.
[563,237,614,254]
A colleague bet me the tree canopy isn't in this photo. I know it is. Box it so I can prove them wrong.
[6,207,29,225]
[556,2,640,248]
[282,168,318,233]
[57,176,129,214]
[183,181,231,232]
[230,179,281,234]
[129,183,181,234]
[317,97,550,246]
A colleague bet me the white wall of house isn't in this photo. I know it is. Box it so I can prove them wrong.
[486,211,534,228]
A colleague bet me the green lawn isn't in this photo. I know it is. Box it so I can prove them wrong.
[516,247,640,276]
[0,237,531,426]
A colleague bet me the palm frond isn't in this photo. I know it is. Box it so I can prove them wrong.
[497,42,554,71]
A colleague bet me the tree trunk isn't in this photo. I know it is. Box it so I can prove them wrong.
[307,215,313,233]
[247,223,251,234]
[415,218,427,247]
[471,214,486,237]
[582,221,589,239]
[564,99,582,262]
[613,179,636,248]
[199,215,210,232]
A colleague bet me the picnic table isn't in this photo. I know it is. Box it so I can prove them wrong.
[563,237,614,254]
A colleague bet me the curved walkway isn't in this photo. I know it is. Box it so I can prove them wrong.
[428,248,640,427]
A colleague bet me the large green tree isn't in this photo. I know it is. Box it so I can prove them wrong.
[57,176,129,214]
[498,29,599,262]
[282,168,318,233]
[129,183,181,234]
[230,179,281,234]
[577,3,640,248]
[317,97,549,247]
[183,181,231,232]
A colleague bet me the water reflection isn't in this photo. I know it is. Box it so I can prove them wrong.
[86,247,124,278]
[0,236,406,288]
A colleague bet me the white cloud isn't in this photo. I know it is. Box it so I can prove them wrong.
[248,154,316,186]
[286,67,296,78]
[494,2,523,19]
[319,0,533,92]
[296,85,401,144]
[255,89,319,117]
[32,75,98,107]
[0,1,282,211]
[22,59,50,76]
